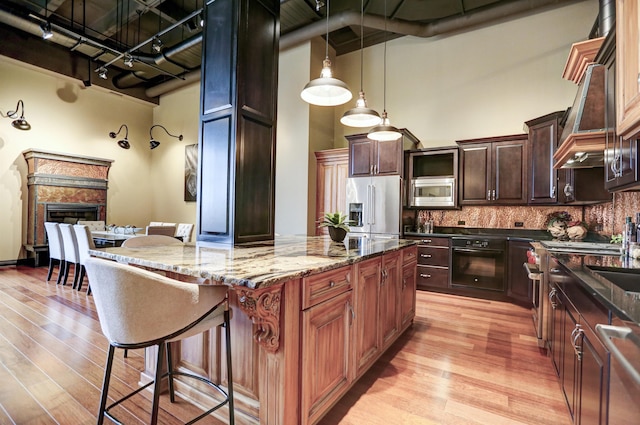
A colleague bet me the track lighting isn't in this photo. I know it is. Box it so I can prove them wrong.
[109,124,130,149]
[123,53,134,68]
[301,0,352,106]
[149,124,183,150]
[39,22,53,40]
[152,37,163,53]
[1,100,31,131]
[97,66,108,80]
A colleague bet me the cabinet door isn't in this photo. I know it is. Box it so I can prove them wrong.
[493,139,527,204]
[381,252,401,348]
[375,139,402,176]
[301,290,353,425]
[459,143,491,204]
[549,285,563,377]
[576,324,609,425]
[349,137,374,177]
[400,260,416,329]
[528,118,560,204]
[506,241,531,304]
[562,298,579,422]
[354,257,381,376]
[315,149,349,236]
[616,0,640,139]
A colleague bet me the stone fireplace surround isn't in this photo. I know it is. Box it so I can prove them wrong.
[23,149,113,266]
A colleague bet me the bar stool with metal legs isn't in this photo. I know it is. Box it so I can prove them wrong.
[84,257,235,425]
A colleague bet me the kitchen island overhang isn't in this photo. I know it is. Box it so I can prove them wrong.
[88,235,418,425]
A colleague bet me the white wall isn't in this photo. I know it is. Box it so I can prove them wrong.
[334,0,600,147]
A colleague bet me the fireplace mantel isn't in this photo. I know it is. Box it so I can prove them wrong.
[23,149,114,266]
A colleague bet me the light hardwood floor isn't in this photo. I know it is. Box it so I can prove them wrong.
[0,265,569,425]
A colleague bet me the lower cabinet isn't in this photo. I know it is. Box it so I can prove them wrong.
[548,264,609,425]
[506,240,532,304]
[302,246,417,425]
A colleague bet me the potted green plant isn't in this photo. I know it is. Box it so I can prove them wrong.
[318,212,352,242]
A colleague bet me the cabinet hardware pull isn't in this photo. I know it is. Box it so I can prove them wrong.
[421,239,432,244]
[420,254,432,258]
[548,287,558,309]
[348,302,355,325]
[492,189,496,200]
[329,280,335,288]
[487,190,491,201]
[420,273,432,278]
[572,325,583,360]
[551,185,556,197]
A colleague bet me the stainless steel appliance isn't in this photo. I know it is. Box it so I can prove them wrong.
[524,259,544,347]
[409,177,456,208]
[346,175,401,237]
[451,236,505,291]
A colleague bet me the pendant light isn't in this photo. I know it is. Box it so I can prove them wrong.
[340,0,382,127]
[368,0,401,141]
[300,0,353,107]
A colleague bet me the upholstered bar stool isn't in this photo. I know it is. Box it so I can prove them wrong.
[44,222,66,284]
[84,257,235,425]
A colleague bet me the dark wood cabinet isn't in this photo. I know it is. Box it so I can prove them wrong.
[547,263,610,425]
[414,236,450,290]
[346,130,419,177]
[457,134,528,205]
[524,111,567,204]
[506,241,531,305]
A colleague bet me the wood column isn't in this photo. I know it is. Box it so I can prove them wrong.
[197,0,279,244]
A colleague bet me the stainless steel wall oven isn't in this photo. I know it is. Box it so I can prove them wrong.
[451,237,505,291]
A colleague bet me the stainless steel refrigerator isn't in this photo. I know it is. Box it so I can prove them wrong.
[345,175,402,237]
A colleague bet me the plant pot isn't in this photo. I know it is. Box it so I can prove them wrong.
[328,227,347,243]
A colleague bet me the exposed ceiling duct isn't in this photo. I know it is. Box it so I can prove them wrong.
[0,0,586,101]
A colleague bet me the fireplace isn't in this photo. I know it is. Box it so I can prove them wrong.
[23,149,113,266]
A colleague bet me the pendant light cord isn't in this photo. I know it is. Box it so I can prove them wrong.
[325,0,330,60]
[383,0,388,112]
[359,0,364,92]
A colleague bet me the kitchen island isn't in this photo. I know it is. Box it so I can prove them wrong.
[89,235,418,425]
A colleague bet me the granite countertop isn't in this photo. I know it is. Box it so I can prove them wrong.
[88,235,416,289]
[553,253,640,326]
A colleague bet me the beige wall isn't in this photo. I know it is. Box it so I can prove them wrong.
[334,0,600,147]
[0,56,154,262]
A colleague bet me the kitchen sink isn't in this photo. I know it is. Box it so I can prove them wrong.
[587,266,640,293]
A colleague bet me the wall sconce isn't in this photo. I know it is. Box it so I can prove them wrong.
[1,100,31,130]
[109,124,130,149]
[152,37,163,53]
[123,53,134,68]
[149,124,183,149]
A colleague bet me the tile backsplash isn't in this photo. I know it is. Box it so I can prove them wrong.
[406,191,640,238]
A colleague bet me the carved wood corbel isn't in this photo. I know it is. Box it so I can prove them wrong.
[236,284,283,353]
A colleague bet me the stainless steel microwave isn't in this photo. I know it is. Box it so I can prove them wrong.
[410,177,456,207]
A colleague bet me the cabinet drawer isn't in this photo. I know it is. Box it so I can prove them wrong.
[417,236,449,247]
[417,246,449,266]
[302,265,352,309]
[417,265,449,289]
[402,246,418,265]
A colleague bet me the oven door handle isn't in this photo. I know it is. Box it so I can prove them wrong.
[596,324,640,386]
[452,248,504,255]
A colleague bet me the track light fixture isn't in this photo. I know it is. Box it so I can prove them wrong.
[1,100,31,131]
[149,124,183,150]
[109,124,130,149]
[40,21,53,39]
[152,37,163,53]
[123,53,134,68]
[300,0,352,106]
[97,66,108,80]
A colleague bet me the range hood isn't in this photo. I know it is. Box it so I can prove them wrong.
[553,63,611,169]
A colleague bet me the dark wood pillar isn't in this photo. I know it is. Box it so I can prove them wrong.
[197,0,279,244]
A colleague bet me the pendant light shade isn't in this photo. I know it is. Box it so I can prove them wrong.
[368,111,401,141]
[341,0,381,127]
[367,0,400,141]
[301,0,352,107]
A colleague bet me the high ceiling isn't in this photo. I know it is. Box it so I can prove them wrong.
[0,0,588,102]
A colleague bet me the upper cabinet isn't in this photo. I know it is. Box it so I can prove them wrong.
[315,148,349,236]
[346,130,420,178]
[524,111,567,205]
[457,134,528,205]
[615,0,640,139]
